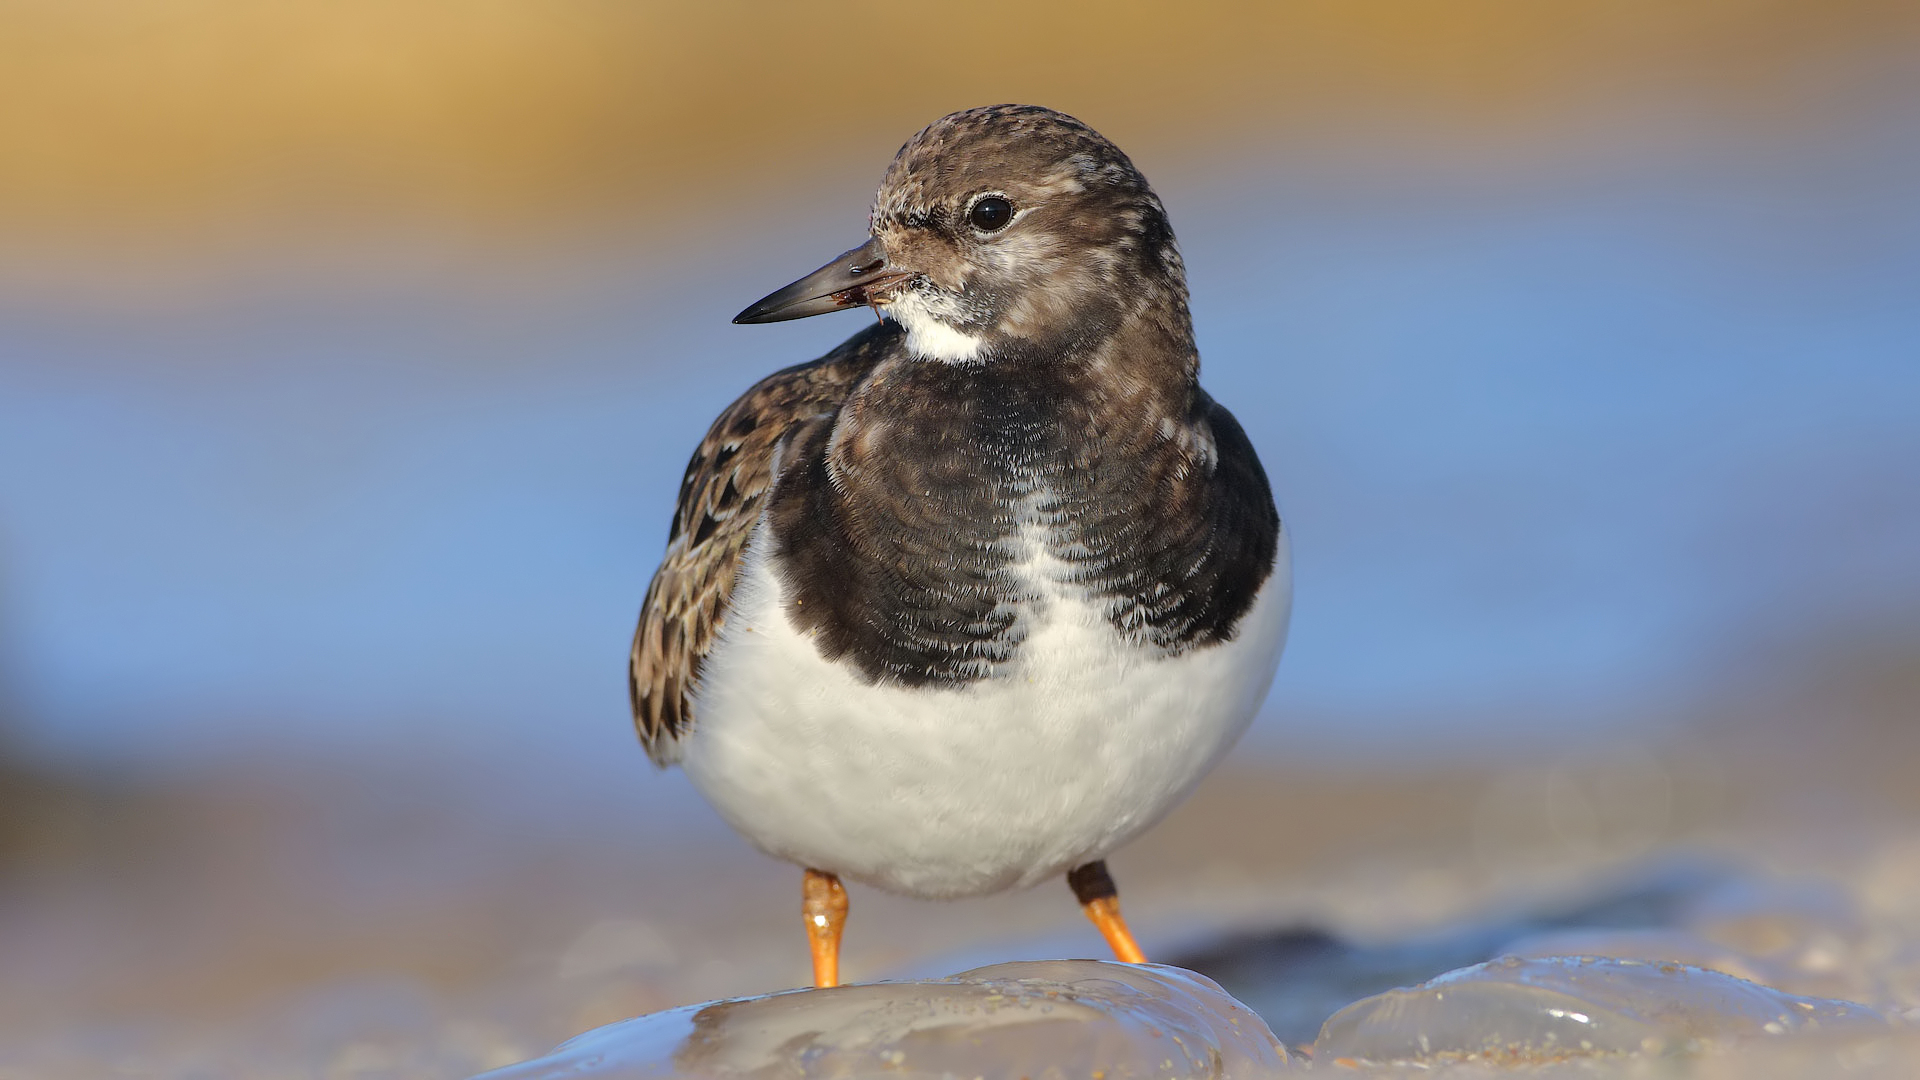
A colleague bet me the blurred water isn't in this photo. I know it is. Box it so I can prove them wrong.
[1,111,1917,773]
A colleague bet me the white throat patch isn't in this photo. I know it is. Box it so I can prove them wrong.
[884,290,988,363]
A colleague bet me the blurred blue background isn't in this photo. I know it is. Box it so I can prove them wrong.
[5,72,1917,774]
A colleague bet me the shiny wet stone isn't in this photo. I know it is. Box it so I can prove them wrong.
[474,960,1293,1079]
[1316,955,1889,1065]
[475,860,1915,1077]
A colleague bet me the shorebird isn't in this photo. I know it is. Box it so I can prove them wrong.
[630,105,1289,988]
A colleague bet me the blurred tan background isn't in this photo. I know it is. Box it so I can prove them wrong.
[2,2,1919,1076]
[6,0,1917,270]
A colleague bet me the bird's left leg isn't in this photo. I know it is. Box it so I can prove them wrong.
[802,868,849,987]
[1067,860,1147,963]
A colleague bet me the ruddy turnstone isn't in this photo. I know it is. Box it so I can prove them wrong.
[630,105,1290,988]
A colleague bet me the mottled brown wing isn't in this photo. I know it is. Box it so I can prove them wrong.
[628,323,896,765]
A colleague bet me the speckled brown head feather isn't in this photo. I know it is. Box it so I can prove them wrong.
[866,104,1193,365]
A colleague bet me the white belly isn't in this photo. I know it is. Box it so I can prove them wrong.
[680,523,1292,899]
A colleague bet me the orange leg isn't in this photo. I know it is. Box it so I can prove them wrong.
[802,868,849,987]
[1068,860,1147,963]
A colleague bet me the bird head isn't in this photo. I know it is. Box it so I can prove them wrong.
[734,105,1190,365]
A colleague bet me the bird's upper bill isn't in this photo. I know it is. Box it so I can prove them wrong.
[731,236,914,324]
[732,104,1188,363]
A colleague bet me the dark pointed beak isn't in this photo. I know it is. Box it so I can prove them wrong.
[732,236,916,324]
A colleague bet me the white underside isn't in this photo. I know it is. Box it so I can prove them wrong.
[681,515,1292,899]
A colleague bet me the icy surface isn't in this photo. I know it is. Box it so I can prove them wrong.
[474,960,1291,1079]
[1316,955,1890,1064]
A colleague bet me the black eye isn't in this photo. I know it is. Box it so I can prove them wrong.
[968,195,1014,232]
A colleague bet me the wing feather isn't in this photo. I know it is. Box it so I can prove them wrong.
[628,323,896,764]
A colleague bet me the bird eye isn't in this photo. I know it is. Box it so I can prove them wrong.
[968,195,1014,232]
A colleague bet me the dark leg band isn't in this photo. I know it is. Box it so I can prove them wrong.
[1067,860,1118,905]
